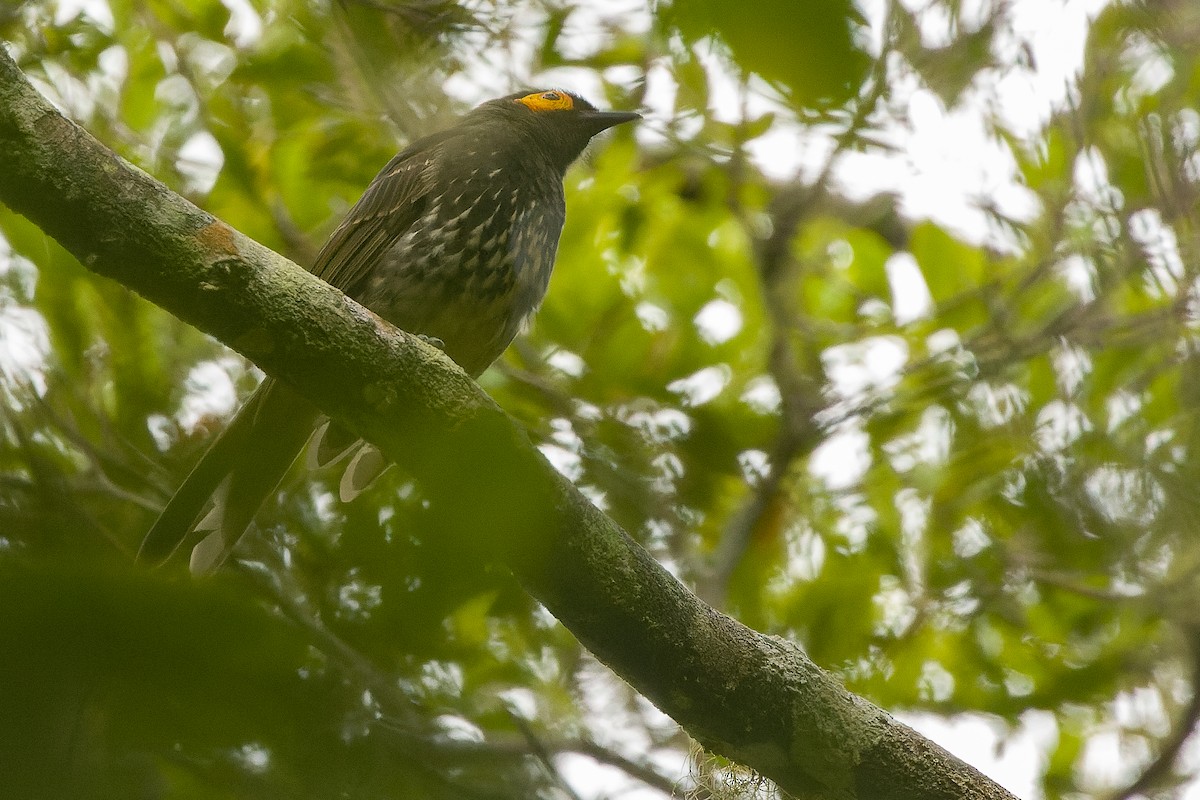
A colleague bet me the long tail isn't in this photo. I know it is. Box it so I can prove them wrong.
[138,379,320,573]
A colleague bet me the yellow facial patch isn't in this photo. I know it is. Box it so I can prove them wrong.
[515,90,574,113]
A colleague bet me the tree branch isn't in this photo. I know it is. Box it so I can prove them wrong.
[0,47,1017,800]
[1110,629,1200,800]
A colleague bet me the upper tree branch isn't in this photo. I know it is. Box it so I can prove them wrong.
[0,47,1016,800]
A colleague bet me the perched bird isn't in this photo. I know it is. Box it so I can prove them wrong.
[139,89,639,573]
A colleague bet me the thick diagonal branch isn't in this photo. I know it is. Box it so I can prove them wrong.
[0,48,1016,800]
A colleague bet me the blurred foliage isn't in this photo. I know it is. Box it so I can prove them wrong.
[663,0,870,107]
[4,0,1200,797]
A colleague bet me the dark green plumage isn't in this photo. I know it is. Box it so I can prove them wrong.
[139,90,638,572]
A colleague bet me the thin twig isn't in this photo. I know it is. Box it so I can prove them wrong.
[1110,631,1200,799]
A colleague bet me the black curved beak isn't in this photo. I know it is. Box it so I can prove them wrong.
[581,109,641,135]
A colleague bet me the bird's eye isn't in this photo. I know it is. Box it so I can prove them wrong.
[515,90,574,112]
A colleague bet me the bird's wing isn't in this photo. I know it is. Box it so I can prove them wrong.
[311,132,449,293]
[140,132,452,570]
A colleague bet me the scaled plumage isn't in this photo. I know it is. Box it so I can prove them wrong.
[139,90,638,573]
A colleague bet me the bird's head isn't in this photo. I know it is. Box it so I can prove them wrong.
[472,89,640,171]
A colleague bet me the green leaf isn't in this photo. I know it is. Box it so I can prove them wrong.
[664,0,869,107]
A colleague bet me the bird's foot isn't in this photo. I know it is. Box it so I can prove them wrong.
[418,334,446,351]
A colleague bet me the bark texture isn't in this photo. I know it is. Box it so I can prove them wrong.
[0,48,1019,800]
